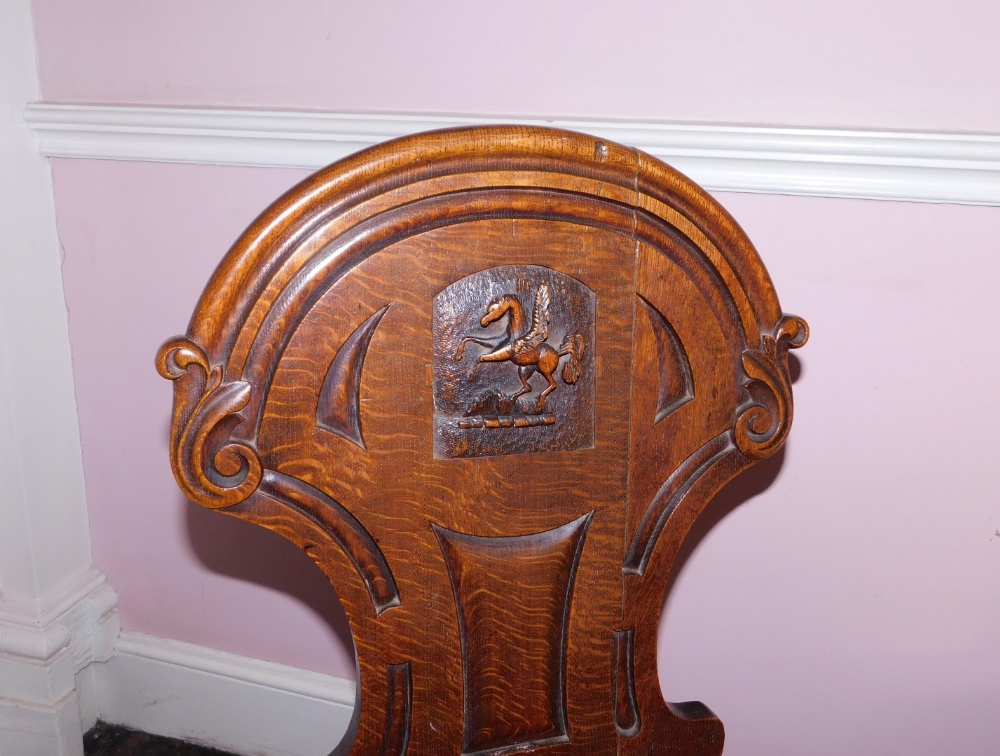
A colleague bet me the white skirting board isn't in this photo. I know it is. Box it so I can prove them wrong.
[91,632,357,756]
[0,568,120,756]
[23,103,1000,206]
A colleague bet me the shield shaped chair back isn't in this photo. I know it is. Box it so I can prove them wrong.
[158,126,807,756]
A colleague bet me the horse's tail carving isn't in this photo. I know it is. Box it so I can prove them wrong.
[559,333,585,384]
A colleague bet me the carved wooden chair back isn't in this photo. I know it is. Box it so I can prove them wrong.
[158,126,807,756]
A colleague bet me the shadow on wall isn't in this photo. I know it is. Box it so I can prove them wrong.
[185,497,356,668]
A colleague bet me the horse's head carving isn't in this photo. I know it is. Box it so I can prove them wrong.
[481,295,517,327]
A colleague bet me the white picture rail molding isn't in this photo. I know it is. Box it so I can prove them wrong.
[25,103,1000,206]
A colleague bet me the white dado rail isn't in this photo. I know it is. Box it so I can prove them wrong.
[25,103,1000,206]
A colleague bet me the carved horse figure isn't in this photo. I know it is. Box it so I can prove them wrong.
[454,284,585,412]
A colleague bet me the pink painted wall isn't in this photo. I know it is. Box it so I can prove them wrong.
[35,1,1000,753]
[52,157,1000,754]
[52,160,356,677]
[31,0,1000,132]
[659,194,1000,754]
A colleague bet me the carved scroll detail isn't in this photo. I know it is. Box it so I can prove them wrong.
[734,314,809,461]
[317,304,391,450]
[433,512,593,756]
[260,470,400,615]
[156,337,262,509]
[612,629,641,738]
[637,295,695,424]
[379,662,412,756]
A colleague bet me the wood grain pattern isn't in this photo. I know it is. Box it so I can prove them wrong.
[434,513,592,755]
[637,295,695,424]
[622,433,734,578]
[317,303,392,450]
[379,663,412,756]
[259,470,399,615]
[611,629,641,739]
[157,126,807,755]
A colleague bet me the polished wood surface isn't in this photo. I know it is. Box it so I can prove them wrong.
[157,126,807,755]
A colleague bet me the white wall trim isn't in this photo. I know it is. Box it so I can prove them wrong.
[0,566,119,672]
[24,103,1000,205]
[0,567,119,756]
[93,632,355,755]
[3,4,117,754]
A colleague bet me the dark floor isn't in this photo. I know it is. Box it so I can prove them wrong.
[84,721,237,755]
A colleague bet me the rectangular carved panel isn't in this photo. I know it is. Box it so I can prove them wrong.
[434,512,593,755]
[433,264,596,459]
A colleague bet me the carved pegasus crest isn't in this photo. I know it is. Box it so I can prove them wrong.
[453,283,585,415]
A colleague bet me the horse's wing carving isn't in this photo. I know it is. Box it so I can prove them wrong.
[514,284,550,355]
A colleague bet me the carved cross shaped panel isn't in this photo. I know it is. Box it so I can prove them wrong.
[158,127,807,756]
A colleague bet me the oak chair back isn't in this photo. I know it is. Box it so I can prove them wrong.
[158,126,807,756]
